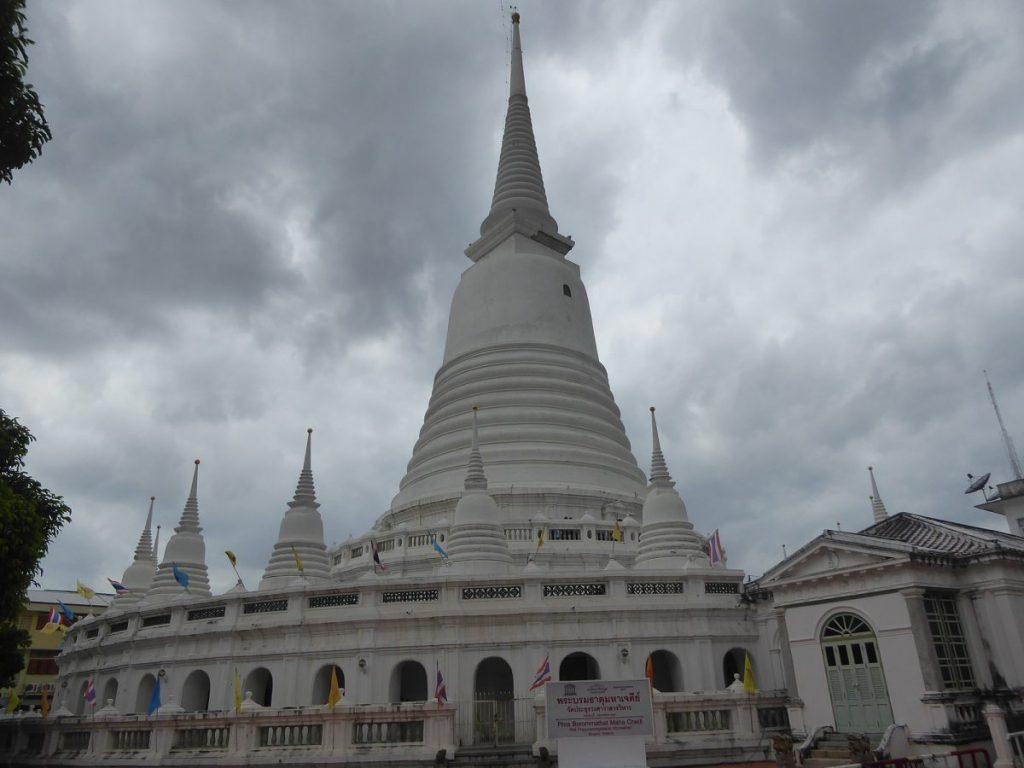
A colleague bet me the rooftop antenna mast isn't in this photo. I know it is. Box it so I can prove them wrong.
[985,370,1023,480]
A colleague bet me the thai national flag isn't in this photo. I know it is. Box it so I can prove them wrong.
[434,663,447,704]
[372,543,388,571]
[707,529,725,566]
[84,678,96,706]
[529,654,552,692]
[107,577,129,596]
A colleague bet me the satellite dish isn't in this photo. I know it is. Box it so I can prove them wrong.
[964,472,991,494]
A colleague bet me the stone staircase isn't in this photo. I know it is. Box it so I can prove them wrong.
[450,744,540,767]
[803,731,881,768]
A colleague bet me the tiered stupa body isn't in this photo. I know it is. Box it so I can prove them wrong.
[389,13,646,526]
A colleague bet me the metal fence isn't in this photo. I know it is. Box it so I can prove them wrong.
[456,698,537,747]
[1008,729,1023,768]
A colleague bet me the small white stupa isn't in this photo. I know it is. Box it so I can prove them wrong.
[260,429,331,588]
[114,496,158,605]
[446,407,513,574]
[634,407,705,569]
[145,460,211,599]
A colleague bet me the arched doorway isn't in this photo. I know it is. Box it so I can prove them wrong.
[389,661,427,703]
[135,674,156,714]
[723,648,751,688]
[102,678,118,708]
[243,667,273,707]
[648,650,683,692]
[473,657,515,745]
[559,652,600,681]
[821,613,893,732]
[312,664,345,706]
[75,680,89,715]
[180,670,210,712]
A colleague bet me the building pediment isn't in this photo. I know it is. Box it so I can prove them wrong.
[760,535,908,586]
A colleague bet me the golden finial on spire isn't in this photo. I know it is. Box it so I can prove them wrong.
[194,459,200,465]
[307,427,313,434]
[511,10,520,24]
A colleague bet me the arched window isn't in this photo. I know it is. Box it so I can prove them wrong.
[648,650,683,693]
[822,613,872,638]
[135,674,156,715]
[181,670,211,712]
[312,664,345,706]
[474,657,514,700]
[723,648,753,688]
[389,660,427,703]
[243,667,273,707]
[559,652,600,681]
[101,677,118,708]
[562,284,572,298]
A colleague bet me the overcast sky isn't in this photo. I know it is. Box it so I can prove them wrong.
[3,0,1023,595]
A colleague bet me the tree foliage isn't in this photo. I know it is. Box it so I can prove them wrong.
[0,409,72,688]
[1,0,51,184]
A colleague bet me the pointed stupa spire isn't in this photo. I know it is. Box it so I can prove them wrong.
[868,466,889,524]
[469,12,572,258]
[261,429,330,588]
[648,407,674,488]
[114,497,159,604]
[635,407,705,569]
[145,460,211,599]
[464,407,488,491]
[447,407,512,573]
[152,524,161,564]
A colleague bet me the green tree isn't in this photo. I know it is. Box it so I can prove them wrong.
[1,0,51,184]
[0,410,71,688]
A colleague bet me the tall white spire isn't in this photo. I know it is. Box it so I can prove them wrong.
[260,429,330,588]
[635,408,705,569]
[868,466,888,524]
[985,369,1024,480]
[153,524,161,563]
[447,407,513,573]
[114,496,158,604]
[146,460,211,599]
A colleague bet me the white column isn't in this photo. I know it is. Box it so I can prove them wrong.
[982,703,1015,768]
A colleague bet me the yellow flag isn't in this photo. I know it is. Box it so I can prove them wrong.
[612,521,623,542]
[327,666,341,710]
[536,529,544,549]
[40,686,50,719]
[76,580,96,601]
[5,689,19,714]
[743,653,756,694]
[233,669,242,713]
[40,620,58,635]
[225,550,238,568]
[291,547,305,575]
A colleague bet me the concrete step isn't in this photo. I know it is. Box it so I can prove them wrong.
[812,748,853,759]
[804,758,855,768]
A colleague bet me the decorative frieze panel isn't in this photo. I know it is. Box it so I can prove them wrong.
[108,620,129,634]
[627,582,684,595]
[85,628,99,639]
[381,589,438,604]
[141,614,171,628]
[543,583,606,598]
[461,585,522,600]
[242,599,289,615]
[704,582,739,594]
[308,592,359,609]
[187,605,226,621]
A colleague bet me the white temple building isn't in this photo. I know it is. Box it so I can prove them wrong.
[3,12,1023,768]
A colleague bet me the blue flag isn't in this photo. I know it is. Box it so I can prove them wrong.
[172,564,189,591]
[147,676,161,716]
[56,601,75,623]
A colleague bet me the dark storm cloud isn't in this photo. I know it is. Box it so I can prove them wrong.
[1,1,1021,590]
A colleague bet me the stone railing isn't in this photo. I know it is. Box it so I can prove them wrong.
[0,702,455,765]
[531,690,795,757]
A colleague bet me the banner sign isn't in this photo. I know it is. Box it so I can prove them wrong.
[545,679,653,739]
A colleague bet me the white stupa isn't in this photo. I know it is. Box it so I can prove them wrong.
[446,407,513,574]
[145,460,211,599]
[634,407,706,569]
[113,496,157,605]
[260,429,330,588]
